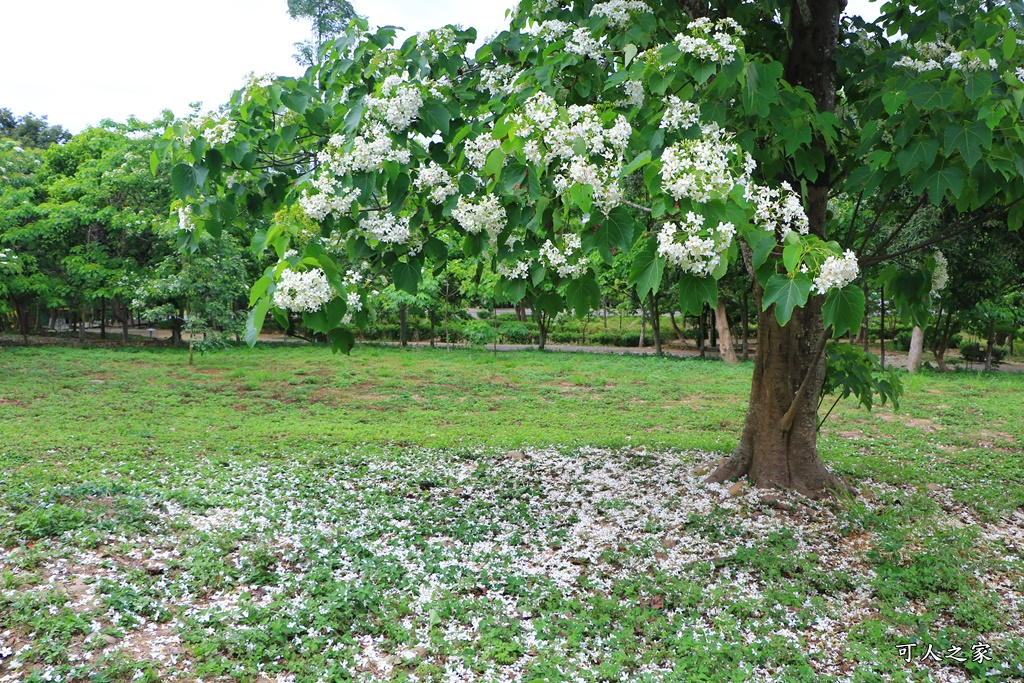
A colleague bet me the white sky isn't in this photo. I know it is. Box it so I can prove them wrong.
[0,0,882,134]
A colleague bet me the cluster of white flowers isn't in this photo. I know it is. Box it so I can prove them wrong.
[0,248,17,267]
[274,268,333,312]
[414,162,458,204]
[416,27,459,59]
[553,157,624,212]
[366,75,424,133]
[565,27,605,60]
[204,119,236,146]
[745,182,809,239]
[361,213,411,244]
[530,19,572,41]
[1016,66,1024,81]
[657,213,735,276]
[177,206,195,232]
[298,186,360,221]
[660,127,747,202]
[318,123,412,176]
[452,195,507,236]
[813,250,859,295]
[931,250,949,295]
[623,80,645,108]
[591,0,651,29]
[496,258,533,280]
[539,232,588,278]
[463,134,502,171]
[512,93,632,212]
[894,41,999,73]
[341,290,364,325]
[240,72,276,102]
[480,63,525,97]
[660,97,700,131]
[675,17,744,65]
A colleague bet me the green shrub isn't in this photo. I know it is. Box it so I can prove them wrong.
[958,341,1006,365]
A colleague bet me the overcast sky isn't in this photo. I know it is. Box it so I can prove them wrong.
[0,0,881,134]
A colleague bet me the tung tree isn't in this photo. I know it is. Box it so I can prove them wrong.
[160,0,1024,497]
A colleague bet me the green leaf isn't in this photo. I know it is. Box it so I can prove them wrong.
[394,258,422,294]
[762,273,812,326]
[420,99,451,135]
[944,120,992,169]
[281,91,309,114]
[535,291,563,317]
[624,43,638,66]
[965,71,994,101]
[923,165,965,204]
[303,309,330,334]
[908,81,954,110]
[245,297,271,347]
[171,163,206,199]
[782,241,802,273]
[329,328,356,355]
[751,233,777,269]
[678,273,718,316]
[483,147,505,177]
[1009,201,1024,231]
[619,151,650,177]
[629,238,664,301]
[249,276,272,307]
[822,285,865,338]
[604,206,637,252]
[564,273,601,318]
[895,138,939,175]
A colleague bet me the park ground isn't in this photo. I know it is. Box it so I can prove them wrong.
[0,344,1022,682]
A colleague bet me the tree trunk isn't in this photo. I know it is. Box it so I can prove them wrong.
[648,294,663,355]
[399,305,409,347]
[710,0,847,496]
[715,298,738,365]
[100,297,106,340]
[709,290,850,496]
[907,326,924,373]
[79,305,87,343]
[879,287,886,368]
[741,291,750,361]
[935,311,953,372]
[698,307,706,357]
[537,313,548,350]
[668,310,685,343]
[985,318,995,371]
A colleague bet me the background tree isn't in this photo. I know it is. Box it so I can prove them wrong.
[0,108,71,148]
[288,0,359,66]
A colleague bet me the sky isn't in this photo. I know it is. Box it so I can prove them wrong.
[0,0,882,134]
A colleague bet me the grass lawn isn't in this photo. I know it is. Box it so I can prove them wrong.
[0,344,1022,682]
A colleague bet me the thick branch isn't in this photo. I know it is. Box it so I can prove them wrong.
[779,331,828,433]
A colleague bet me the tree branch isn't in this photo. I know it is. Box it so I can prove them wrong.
[780,332,828,433]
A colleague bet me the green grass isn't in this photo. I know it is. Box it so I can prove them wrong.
[0,344,1022,682]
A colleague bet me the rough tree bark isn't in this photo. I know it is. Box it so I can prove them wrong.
[709,0,850,496]
[715,298,738,364]
[907,326,924,373]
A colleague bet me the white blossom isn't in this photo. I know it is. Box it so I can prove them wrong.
[660,97,700,131]
[539,233,588,279]
[178,206,195,232]
[746,182,809,239]
[414,162,458,204]
[657,213,735,276]
[274,268,333,312]
[623,79,645,108]
[813,250,859,295]
[361,213,411,244]
[452,195,507,236]
[660,128,743,202]
[365,75,424,133]
[591,0,651,29]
